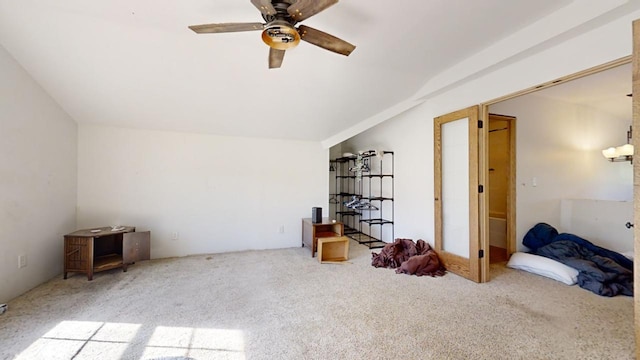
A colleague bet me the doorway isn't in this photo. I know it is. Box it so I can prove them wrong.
[487,114,515,264]
[433,56,633,282]
[481,57,632,275]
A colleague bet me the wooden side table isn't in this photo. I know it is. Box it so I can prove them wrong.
[63,226,150,280]
[301,218,344,257]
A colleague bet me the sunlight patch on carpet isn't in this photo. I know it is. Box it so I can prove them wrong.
[15,321,245,360]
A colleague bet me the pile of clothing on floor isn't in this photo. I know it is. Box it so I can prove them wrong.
[371,238,446,277]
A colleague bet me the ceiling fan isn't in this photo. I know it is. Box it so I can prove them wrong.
[188,0,356,69]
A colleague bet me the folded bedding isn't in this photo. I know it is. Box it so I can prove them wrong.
[523,223,633,297]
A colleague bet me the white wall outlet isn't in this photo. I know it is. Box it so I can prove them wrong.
[278,225,285,234]
[18,254,27,269]
[171,232,179,240]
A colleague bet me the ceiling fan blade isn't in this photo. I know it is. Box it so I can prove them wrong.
[250,0,277,16]
[288,0,338,22]
[298,25,355,56]
[189,22,264,34]
[269,48,286,69]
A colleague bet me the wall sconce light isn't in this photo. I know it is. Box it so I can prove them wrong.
[602,125,633,163]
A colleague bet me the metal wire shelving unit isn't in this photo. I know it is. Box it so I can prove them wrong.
[330,151,394,249]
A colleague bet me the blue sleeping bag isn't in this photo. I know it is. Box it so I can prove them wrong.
[522,223,633,296]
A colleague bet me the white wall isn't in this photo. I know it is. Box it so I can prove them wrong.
[339,10,640,250]
[560,199,633,253]
[0,45,77,303]
[491,94,632,249]
[338,104,434,242]
[77,125,328,258]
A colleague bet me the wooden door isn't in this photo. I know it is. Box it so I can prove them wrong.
[123,231,151,264]
[632,18,640,360]
[434,106,483,282]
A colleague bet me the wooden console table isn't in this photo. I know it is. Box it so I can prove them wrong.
[301,218,344,257]
[63,226,150,280]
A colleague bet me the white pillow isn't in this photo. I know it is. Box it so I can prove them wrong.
[507,252,578,285]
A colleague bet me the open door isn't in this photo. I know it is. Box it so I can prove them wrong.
[123,231,151,265]
[434,106,485,282]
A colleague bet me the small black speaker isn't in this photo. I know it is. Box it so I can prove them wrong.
[312,207,322,224]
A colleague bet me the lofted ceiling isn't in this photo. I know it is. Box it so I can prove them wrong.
[1,0,631,142]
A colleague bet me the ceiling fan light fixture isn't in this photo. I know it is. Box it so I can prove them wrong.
[189,0,353,68]
[261,20,300,50]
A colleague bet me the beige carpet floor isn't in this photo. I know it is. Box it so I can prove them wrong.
[0,240,634,360]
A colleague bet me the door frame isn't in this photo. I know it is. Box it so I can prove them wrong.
[486,113,517,263]
[478,55,631,281]
[436,55,632,283]
[632,18,639,360]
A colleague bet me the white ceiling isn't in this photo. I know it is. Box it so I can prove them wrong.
[532,63,632,121]
[0,0,630,142]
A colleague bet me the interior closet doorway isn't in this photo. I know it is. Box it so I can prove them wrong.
[487,114,515,264]
[479,55,632,278]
